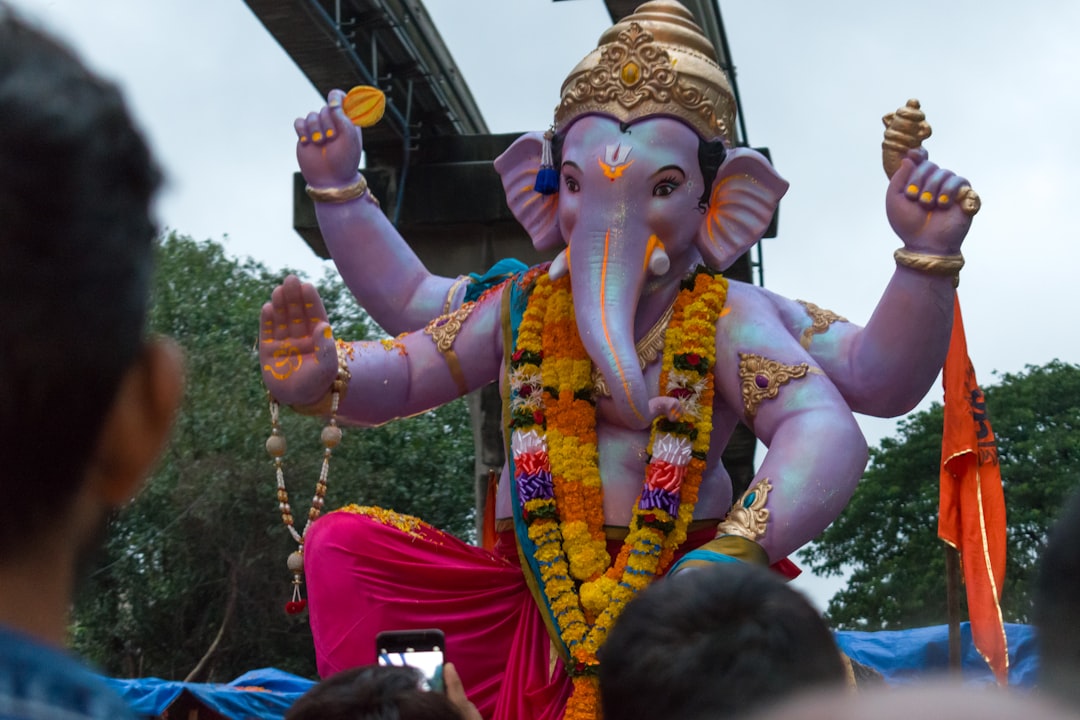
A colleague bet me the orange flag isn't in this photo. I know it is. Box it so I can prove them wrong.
[939,294,1008,684]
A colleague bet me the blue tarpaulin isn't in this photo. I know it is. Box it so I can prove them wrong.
[835,622,1038,687]
[103,624,1039,719]
[104,667,314,719]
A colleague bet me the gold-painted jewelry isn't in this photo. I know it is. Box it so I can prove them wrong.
[958,186,981,216]
[717,478,772,541]
[893,248,965,287]
[267,339,351,614]
[442,276,473,315]
[882,99,979,219]
[796,300,848,350]
[593,299,676,396]
[424,302,478,394]
[738,353,810,419]
[556,1,735,143]
[881,99,932,179]
[306,175,374,204]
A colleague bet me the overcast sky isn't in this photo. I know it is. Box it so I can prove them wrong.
[14,0,1080,611]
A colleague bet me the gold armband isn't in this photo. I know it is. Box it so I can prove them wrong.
[424,303,477,395]
[442,276,473,315]
[796,300,847,350]
[738,354,812,420]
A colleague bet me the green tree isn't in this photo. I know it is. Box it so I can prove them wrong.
[71,233,475,680]
[800,360,1080,630]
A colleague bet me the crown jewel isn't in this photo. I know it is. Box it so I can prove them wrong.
[555,0,736,143]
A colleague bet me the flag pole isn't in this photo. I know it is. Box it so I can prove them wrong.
[945,543,962,672]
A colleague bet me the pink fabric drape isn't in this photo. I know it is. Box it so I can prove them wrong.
[305,511,571,720]
[304,510,720,719]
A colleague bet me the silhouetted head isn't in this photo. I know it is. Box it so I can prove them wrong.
[0,7,165,559]
[285,665,464,720]
[599,562,847,720]
[748,682,1069,720]
[1034,488,1080,709]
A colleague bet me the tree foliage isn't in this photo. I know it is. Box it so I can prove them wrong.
[800,360,1080,630]
[71,234,475,680]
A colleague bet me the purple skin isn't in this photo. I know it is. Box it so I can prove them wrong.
[261,92,973,562]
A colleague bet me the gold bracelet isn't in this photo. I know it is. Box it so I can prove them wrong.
[893,248,965,275]
[716,478,772,542]
[306,175,369,204]
[290,340,353,416]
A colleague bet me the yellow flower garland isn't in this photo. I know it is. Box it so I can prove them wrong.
[509,268,728,720]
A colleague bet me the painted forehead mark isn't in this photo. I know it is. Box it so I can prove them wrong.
[604,143,632,166]
[600,143,634,181]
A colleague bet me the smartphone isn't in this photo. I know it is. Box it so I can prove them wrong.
[376,629,446,692]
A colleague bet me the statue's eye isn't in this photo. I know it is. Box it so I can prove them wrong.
[564,176,580,193]
[653,176,680,197]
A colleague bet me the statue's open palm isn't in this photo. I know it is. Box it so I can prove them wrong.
[260,275,339,406]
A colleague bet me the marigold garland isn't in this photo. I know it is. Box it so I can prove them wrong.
[508,267,727,720]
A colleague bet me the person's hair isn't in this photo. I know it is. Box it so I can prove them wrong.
[1034,489,1080,708]
[599,562,847,720]
[285,665,463,720]
[0,7,161,555]
[746,683,1066,720]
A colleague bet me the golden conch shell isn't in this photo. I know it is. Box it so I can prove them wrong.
[343,86,386,128]
[881,99,932,179]
[882,99,980,216]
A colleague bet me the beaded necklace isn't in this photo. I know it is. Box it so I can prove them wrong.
[508,267,727,719]
[266,340,353,614]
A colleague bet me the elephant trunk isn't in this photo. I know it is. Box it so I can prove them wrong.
[570,228,654,430]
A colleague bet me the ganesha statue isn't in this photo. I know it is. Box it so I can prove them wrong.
[261,1,976,717]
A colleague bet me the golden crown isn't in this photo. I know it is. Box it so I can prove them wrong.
[554,0,736,143]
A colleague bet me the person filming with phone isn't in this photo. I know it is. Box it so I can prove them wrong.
[285,662,481,720]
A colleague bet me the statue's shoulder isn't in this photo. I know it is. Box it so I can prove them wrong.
[718,279,779,321]
[712,281,809,359]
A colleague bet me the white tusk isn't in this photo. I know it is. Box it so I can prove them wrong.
[648,246,670,276]
[549,249,569,280]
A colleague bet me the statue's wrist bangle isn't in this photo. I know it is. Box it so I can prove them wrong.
[289,340,353,416]
[306,175,379,207]
[893,248,964,287]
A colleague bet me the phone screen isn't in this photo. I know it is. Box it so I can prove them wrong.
[376,630,445,692]
[377,648,444,691]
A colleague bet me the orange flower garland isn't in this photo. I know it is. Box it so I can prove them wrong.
[508,267,728,720]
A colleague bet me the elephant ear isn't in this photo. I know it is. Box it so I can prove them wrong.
[493,132,563,252]
[697,147,789,270]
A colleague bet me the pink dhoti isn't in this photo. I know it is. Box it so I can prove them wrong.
[304,507,717,720]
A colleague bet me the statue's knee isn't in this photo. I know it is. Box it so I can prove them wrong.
[304,509,383,560]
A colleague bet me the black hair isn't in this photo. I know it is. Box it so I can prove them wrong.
[1034,489,1080,708]
[599,562,847,720]
[696,138,727,211]
[0,8,162,554]
[285,665,463,720]
[549,125,726,211]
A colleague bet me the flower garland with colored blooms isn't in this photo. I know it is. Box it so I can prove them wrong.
[507,267,727,719]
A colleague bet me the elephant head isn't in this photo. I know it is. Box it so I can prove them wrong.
[493,115,787,429]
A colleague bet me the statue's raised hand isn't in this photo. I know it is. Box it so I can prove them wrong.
[294,89,362,189]
[886,148,976,257]
[260,275,339,407]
